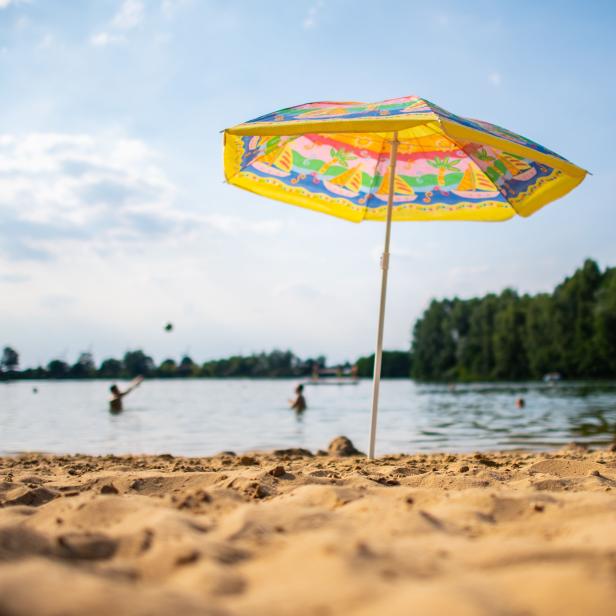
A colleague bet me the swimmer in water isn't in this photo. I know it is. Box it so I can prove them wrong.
[109,376,144,413]
[289,384,306,414]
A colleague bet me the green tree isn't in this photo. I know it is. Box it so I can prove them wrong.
[448,298,475,379]
[491,290,528,380]
[410,259,616,381]
[200,349,310,378]
[552,259,603,377]
[98,358,123,378]
[458,296,496,379]
[178,356,196,377]
[69,352,96,378]
[594,266,616,376]
[524,294,559,378]
[123,350,154,377]
[157,358,178,378]
[355,351,411,378]
[47,359,69,378]
[0,346,19,373]
[411,299,457,380]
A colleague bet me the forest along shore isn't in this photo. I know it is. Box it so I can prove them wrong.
[4,260,614,384]
[412,259,616,381]
[1,441,615,616]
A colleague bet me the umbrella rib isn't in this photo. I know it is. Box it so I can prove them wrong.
[361,135,389,222]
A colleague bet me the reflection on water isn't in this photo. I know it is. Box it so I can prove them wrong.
[1,379,615,456]
[570,409,616,439]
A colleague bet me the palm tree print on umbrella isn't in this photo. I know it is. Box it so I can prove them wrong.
[319,147,357,177]
[476,148,495,162]
[427,156,461,185]
[474,148,505,183]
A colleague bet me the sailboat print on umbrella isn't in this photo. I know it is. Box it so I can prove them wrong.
[453,162,500,199]
[252,139,294,177]
[498,152,536,181]
[473,146,538,184]
[324,165,363,197]
[373,167,416,202]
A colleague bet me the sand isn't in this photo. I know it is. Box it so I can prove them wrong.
[1,441,615,616]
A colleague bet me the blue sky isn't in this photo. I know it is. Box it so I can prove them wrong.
[1,0,615,368]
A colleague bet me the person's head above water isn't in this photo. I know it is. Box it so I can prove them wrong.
[110,384,120,396]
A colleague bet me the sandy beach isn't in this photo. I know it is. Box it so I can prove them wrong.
[1,440,615,616]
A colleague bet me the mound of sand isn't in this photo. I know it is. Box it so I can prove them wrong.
[1,443,615,615]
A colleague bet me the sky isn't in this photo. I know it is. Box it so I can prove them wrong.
[1,0,615,368]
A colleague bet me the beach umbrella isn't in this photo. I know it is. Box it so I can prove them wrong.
[223,95,587,458]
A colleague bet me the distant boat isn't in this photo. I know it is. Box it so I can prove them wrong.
[543,372,562,383]
[304,366,360,386]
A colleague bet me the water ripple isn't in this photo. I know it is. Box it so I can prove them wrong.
[1,379,616,455]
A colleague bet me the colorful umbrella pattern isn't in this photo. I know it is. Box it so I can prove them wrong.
[224,96,587,223]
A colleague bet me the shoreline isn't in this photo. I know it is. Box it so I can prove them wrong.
[1,445,615,615]
[3,439,616,459]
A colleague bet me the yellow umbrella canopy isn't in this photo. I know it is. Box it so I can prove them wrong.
[223,95,587,458]
[224,95,586,223]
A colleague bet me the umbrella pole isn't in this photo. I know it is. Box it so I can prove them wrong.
[368,131,399,460]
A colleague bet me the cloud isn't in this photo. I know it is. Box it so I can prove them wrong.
[303,0,324,30]
[0,273,29,283]
[201,214,283,237]
[448,265,490,277]
[0,133,286,263]
[37,33,54,50]
[275,282,322,300]
[161,0,189,18]
[112,0,144,30]
[446,264,491,286]
[488,71,502,86]
[0,132,182,261]
[90,32,122,47]
[0,0,28,9]
[40,294,77,309]
[91,0,144,47]
[434,11,450,27]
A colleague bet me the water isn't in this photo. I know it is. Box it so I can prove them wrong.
[1,379,616,456]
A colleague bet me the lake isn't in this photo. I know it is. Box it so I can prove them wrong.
[1,379,616,456]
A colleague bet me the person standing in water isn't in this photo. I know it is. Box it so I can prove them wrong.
[289,384,306,413]
[109,376,144,413]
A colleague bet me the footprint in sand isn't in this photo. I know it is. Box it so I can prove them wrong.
[57,533,118,561]
[0,526,51,560]
[4,486,59,507]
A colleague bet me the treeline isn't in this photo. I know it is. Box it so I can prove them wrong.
[411,259,616,381]
[4,258,613,384]
[0,349,324,380]
[0,347,413,381]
